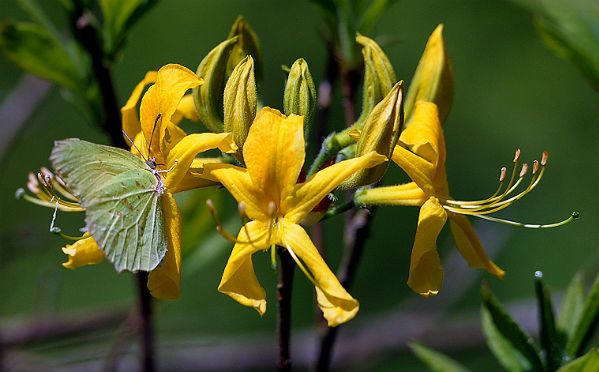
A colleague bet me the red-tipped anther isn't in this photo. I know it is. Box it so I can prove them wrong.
[27,172,39,193]
[541,151,549,166]
[532,160,539,175]
[513,149,521,163]
[519,163,529,178]
[499,167,507,182]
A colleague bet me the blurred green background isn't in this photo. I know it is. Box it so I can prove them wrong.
[0,0,597,370]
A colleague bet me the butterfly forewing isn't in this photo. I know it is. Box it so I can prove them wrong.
[50,139,167,272]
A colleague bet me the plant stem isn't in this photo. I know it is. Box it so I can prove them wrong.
[136,272,156,372]
[71,5,127,149]
[277,248,295,372]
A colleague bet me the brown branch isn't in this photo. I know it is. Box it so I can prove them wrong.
[277,248,295,372]
[136,272,155,372]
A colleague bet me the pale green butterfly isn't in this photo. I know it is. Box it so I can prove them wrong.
[50,127,169,273]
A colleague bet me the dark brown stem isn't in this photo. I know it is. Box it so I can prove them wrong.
[71,5,127,149]
[277,248,295,372]
[340,67,361,126]
[136,272,155,372]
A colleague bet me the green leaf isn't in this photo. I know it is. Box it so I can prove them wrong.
[0,21,82,89]
[481,284,544,371]
[357,0,398,33]
[409,342,471,372]
[558,272,585,338]
[566,272,599,357]
[534,271,564,370]
[482,307,532,371]
[100,0,158,57]
[557,349,599,372]
[509,0,599,91]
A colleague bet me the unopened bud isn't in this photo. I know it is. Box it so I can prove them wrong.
[224,55,257,163]
[227,16,262,81]
[354,34,396,129]
[342,81,404,188]
[283,58,316,138]
[193,37,239,133]
[404,24,453,126]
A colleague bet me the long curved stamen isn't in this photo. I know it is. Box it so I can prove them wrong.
[37,173,81,209]
[267,201,278,270]
[469,211,579,229]
[206,199,254,244]
[49,202,85,240]
[285,243,317,287]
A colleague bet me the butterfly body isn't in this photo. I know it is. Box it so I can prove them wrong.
[50,138,168,273]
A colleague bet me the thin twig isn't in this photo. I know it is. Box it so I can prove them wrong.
[136,272,155,372]
[277,248,296,372]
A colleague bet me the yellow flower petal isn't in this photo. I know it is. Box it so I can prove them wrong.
[139,64,203,163]
[147,193,182,299]
[448,213,505,278]
[121,71,157,141]
[242,107,305,206]
[169,158,222,193]
[399,101,444,164]
[280,220,359,326]
[202,164,268,221]
[218,221,270,315]
[62,236,104,269]
[285,151,387,224]
[170,94,199,125]
[404,24,453,126]
[164,132,236,190]
[407,197,447,297]
[355,181,428,207]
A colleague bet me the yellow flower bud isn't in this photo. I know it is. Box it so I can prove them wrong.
[193,37,238,133]
[227,16,262,81]
[224,55,257,162]
[355,34,396,128]
[283,58,316,137]
[404,24,453,126]
[343,81,403,188]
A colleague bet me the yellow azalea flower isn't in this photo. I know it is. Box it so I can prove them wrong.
[203,107,386,327]
[356,101,524,297]
[62,233,105,269]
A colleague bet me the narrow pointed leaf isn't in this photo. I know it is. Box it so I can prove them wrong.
[409,342,471,372]
[481,284,544,371]
[566,272,599,357]
[482,307,531,371]
[558,272,585,338]
[557,349,599,372]
[534,271,564,370]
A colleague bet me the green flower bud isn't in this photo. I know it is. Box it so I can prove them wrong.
[193,36,238,133]
[283,58,316,139]
[224,55,257,163]
[404,24,453,126]
[342,81,403,188]
[354,34,396,128]
[227,16,262,81]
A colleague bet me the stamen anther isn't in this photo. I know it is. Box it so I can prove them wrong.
[499,167,507,182]
[541,151,549,166]
[519,163,528,178]
[267,201,276,217]
[513,148,521,162]
[532,160,539,175]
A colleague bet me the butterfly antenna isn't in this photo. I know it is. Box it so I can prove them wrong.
[122,130,148,161]
[147,114,162,158]
[49,201,82,240]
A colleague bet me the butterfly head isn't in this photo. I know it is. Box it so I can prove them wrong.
[146,157,158,170]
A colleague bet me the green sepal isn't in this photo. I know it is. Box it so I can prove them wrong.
[283,58,316,139]
[100,0,158,59]
[534,271,565,370]
[566,271,599,357]
[0,21,82,90]
[354,33,396,129]
[481,284,544,371]
[482,306,532,371]
[409,342,471,372]
[192,36,239,133]
[226,16,262,82]
[558,272,585,338]
[223,55,257,163]
[557,349,599,372]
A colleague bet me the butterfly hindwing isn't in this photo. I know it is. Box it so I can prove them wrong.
[50,138,167,272]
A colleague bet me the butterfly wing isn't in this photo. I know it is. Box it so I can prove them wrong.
[50,138,167,272]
